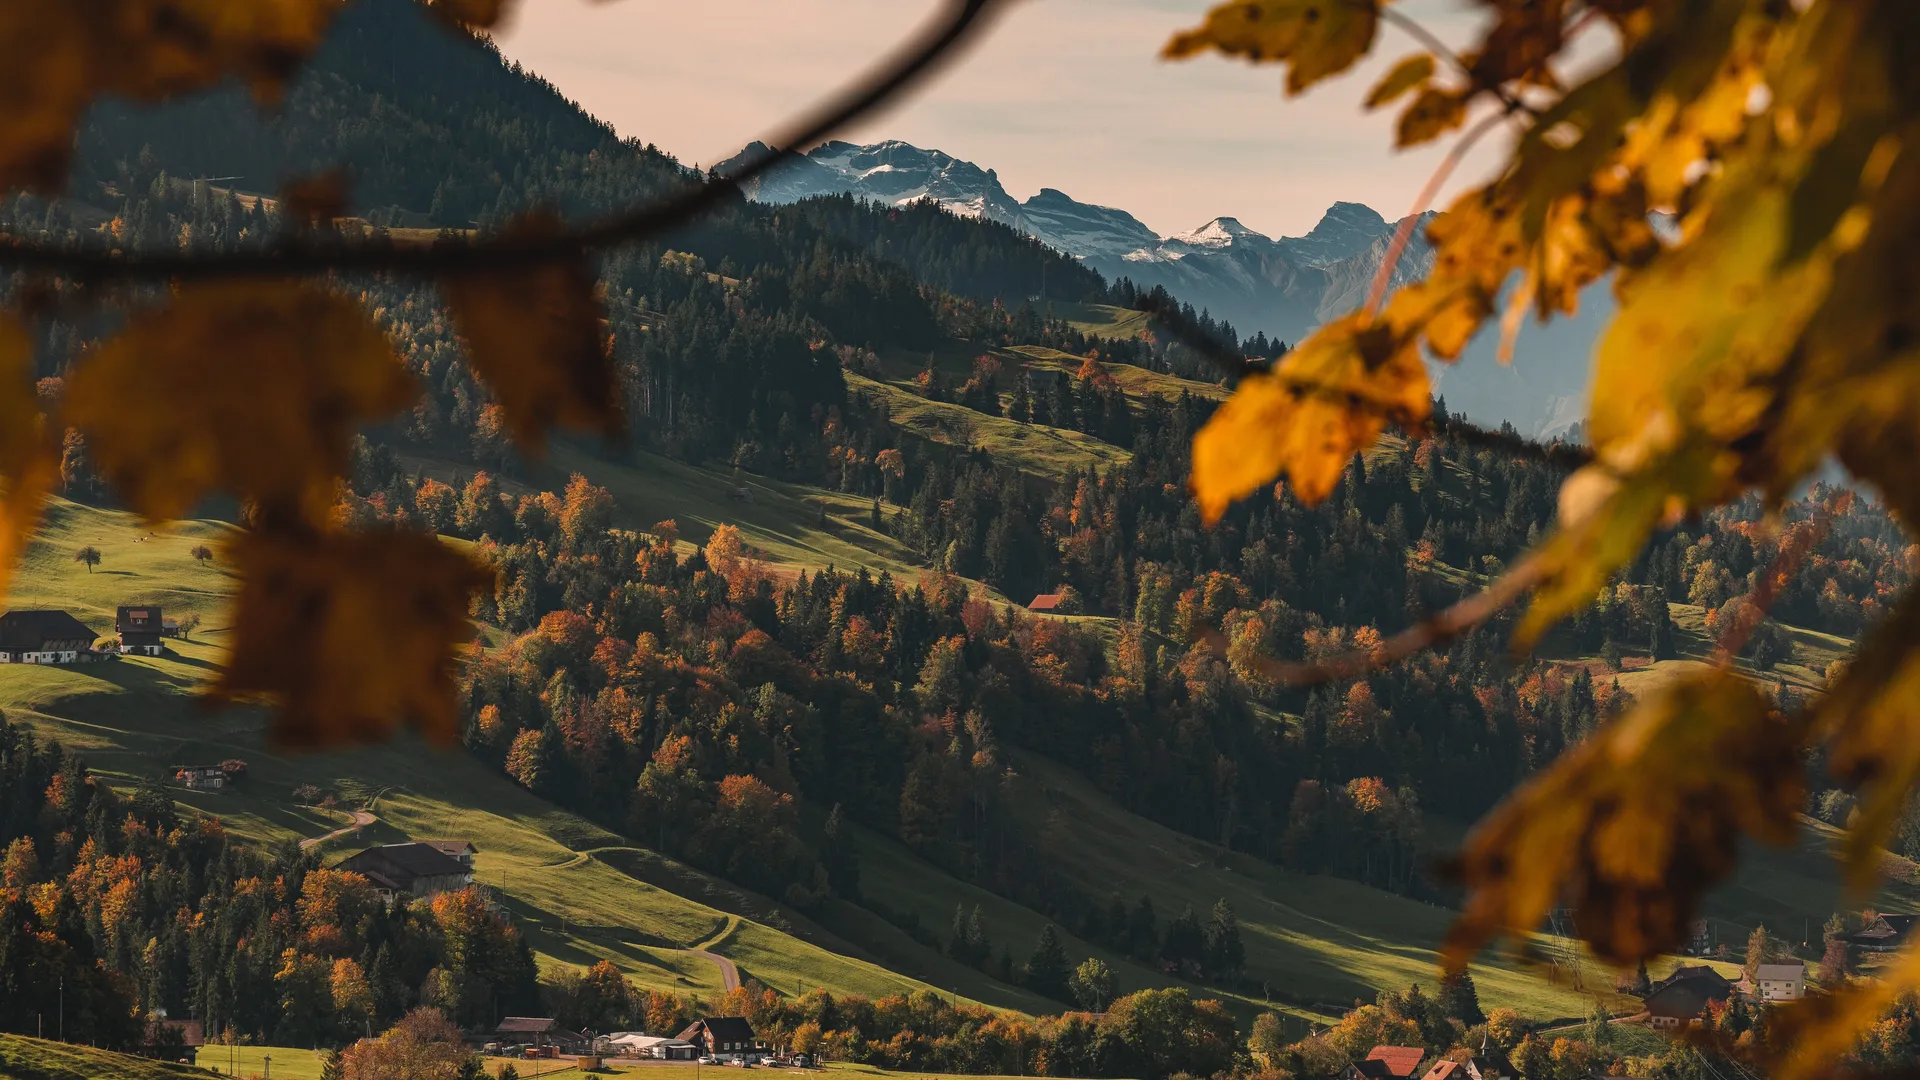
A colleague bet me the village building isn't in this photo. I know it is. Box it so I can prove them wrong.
[175,765,230,791]
[1852,913,1919,953]
[677,1017,765,1063]
[117,606,165,655]
[1686,919,1712,955]
[604,1034,698,1060]
[495,1017,587,1053]
[1748,962,1807,1002]
[1642,967,1734,1029]
[1029,593,1065,612]
[1418,1037,1512,1080]
[1343,1046,1427,1080]
[338,841,474,903]
[423,839,479,870]
[0,610,103,664]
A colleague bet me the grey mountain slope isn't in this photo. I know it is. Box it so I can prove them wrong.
[725,138,1607,435]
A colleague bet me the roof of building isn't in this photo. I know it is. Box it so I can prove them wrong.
[1422,1060,1462,1080]
[498,1017,557,1035]
[1029,593,1064,611]
[117,606,162,633]
[0,610,99,650]
[679,1017,758,1048]
[424,839,478,857]
[1365,1046,1427,1079]
[1661,964,1732,988]
[1854,914,1920,941]
[1643,975,1731,1019]
[338,842,468,886]
[1755,963,1805,980]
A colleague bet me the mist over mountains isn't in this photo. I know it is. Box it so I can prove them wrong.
[723,139,1609,436]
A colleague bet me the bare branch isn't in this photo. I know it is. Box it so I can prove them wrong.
[1207,552,1548,686]
[0,0,1008,281]
[1363,109,1510,317]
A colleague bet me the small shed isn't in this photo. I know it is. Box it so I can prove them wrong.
[1029,593,1064,612]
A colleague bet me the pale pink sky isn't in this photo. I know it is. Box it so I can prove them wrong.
[494,0,1537,239]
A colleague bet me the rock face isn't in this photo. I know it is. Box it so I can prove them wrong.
[721,139,1609,435]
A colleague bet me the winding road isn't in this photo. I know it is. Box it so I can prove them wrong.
[691,946,741,991]
[300,809,375,850]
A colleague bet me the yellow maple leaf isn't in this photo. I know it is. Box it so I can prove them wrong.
[1365,53,1435,110]
[441,213,621,452]
[213,528,494,748]
[1190,312,1427,521]
[1162,0,1380,96]
[65,280,417,524]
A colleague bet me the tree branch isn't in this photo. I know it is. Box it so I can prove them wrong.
[0,0,1008,281]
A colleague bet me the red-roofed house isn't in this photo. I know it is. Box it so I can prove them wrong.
[1029,593,1065,612]
[1343,1046,1427,1080]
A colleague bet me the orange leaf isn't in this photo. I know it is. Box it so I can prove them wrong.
[65,281,417,524]
[1190,312,1427,521]
[0,313,53,603]
[1163,0,1380,96]
[213,528,494,748]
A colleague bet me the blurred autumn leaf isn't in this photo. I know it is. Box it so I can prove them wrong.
[0,313,53,605]
[442,214,621,452]
[213,528,493,748]
[1441,670,1803,969]
[1162,0,1379,95]
[0,0,344,190]
[64,281,418,525]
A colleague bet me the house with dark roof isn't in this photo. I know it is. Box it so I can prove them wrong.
[337,841,474,902]
[1852,914,1919,953]
[117,606,165,655]
[0,610,102,664]
[677,1017,764,1063]
[1342,1046,1427,1080]
[1642,968,1733,1029]
[424,839,478,869]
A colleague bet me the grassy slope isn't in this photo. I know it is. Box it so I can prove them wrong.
[847,373,1131,484]
[0,500,1019,1010]
[0,1035,205,1080]
[1044,302,1153,341]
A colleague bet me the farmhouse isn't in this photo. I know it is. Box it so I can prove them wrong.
[677,1017,764,1063]
[1342,1046,1426,1080]
[117,606,165,655]
[423,839,479,869]
[1748,962,1807,1002]
[1419,1039,1512,1080]
[338,841,474,902]
[175,765,229,791]
[1852,913,1919,953]
[0,610,102,664]
[1642,968,1733,1029]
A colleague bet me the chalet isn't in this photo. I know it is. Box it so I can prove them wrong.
[0,610,101,664]
[117,606,165,655]
[1686,919,1712,955]
[338,841,474,902]
[1029,593,1065,612]
[677,1017,764,1063]
[1748,962,1806,1002]
[1642,968,1733,1029]
[175,765,229,791]
[1342,1046,1427,1080]
[423,839,479,870]
[1852,913,1919,953]
[1420,1042,1512,1080]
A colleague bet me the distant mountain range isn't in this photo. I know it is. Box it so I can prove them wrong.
[721,139,1610,436]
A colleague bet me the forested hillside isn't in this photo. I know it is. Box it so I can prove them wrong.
[1,0,1914,1073]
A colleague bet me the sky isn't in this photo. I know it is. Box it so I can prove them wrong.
[492,0,1527,240]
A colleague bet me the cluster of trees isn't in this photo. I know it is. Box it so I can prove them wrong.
[0,715,540,1050]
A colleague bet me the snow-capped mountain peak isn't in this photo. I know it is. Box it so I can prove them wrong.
[1168,216,1271,249]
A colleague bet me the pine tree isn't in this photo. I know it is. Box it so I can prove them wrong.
[1439,966,1485,1025]
[1026,924,1070,1000]
[1203,899,1244,981]
[1128,895,1158,960]
[966,904,990,966]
